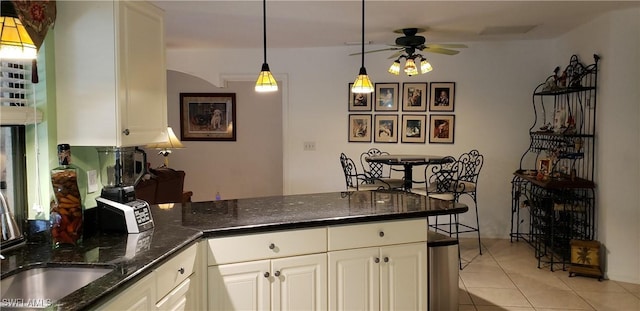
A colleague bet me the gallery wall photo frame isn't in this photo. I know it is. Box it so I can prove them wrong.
[374,83,399,112]
[402,82,427,112]
[348,83,372,111]
[180,93,236,141]
[429,114,455,144]
[374,114,399,143]
[348,114,372,142]
[429,82,455,112]
[401,114,426,143]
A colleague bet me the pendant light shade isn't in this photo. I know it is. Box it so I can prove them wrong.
[351,0,373,94]
[0,1,37,59]
[255,0,277,92]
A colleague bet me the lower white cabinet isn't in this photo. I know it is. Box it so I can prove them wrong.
[208,253,327,311]
[95,272,157,311]
[328,243,427,311]
[156,277,191,311]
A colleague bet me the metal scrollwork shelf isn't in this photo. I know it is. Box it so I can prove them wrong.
[511,54,599,271]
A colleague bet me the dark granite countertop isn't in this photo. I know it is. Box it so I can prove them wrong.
[0,190,466,310]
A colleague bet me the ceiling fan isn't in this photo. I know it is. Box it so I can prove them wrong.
[351,28,467,76]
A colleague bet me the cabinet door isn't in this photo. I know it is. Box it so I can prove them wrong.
[208,260,270,311]
[379,243,427,311]
[95,272,156,311]
[271,253,327,311]
[118,0,168,146]
[156,277,191,311]
[328,247,380,311]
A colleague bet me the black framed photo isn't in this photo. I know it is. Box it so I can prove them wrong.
[374,83,399,111]
[348,114,372,142]
[401,114,426,143]
[180,93,236,141]
[402,82,427,111]
[374,114,398,143]
[348,83,372,111]
[429,82,455,112]
[429,114,455,144]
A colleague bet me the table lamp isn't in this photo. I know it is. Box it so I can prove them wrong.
[146,127,184,167]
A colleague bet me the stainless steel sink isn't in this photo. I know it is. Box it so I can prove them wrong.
[1,265,114,307]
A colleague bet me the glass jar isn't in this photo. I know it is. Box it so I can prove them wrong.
[50,144,83,247]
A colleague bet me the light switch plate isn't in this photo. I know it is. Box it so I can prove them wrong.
[87,170,98,193]
[303,141,316,151]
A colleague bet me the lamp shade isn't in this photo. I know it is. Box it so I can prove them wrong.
[420,59,433,73]
[352,67,374,94]
[255,63,278,92]
[0,13,37,59]
[147,127,184,150]
[388,60,401,75]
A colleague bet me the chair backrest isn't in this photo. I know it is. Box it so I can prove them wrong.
[457,149,484,187]
[360,148,391,179]
[340,153,358,189]
[425,156,459,195]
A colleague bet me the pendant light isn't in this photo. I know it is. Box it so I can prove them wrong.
[255,0,277,92]
[351,0,373,94]
[0,1,37,59]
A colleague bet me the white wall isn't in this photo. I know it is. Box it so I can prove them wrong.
[166,8,640,283]
[557,7,640,283]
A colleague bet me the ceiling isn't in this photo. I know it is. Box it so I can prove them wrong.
[152,1,639,52]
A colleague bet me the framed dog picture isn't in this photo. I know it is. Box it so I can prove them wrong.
[401,114,426,143]
[429,82,455,112]
[374,114,398,143]
[180,93,236,141]
[429,114,455,144]
[402,82,427,111]
[348,83,372,111]
[374,83,399,111]
[348,114,372,142]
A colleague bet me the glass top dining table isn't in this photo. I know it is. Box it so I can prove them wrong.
[365,155,449,191]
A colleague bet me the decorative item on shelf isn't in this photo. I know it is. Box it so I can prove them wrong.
[255,0,277,92]
[351,0,374,94]
[569,239,603,281]
[146,127,184,167]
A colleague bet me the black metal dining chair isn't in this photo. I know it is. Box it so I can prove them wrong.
[339,153,395,191]
[359,148,404,190]
[454,149,484,256]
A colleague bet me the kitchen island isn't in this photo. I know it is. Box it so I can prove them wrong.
[0,190,467,310]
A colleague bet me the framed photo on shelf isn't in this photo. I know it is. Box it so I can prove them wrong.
[401,114,426,143]
[429,82,455,112]
[374,114,398,143]
[374,83,399,111]
[348,114,372,142]
[348,83,372,111]
[538,158,551,174]
[180,93,236,141]
[429,114,455,144]
[402,82,427,111]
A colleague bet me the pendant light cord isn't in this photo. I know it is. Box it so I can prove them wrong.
[263,0,267,64]
[360,0,365,69]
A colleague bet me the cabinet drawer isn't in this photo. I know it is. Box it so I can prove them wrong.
[328,219,427,251]
[208,228,327,265]
[156,243,198,300]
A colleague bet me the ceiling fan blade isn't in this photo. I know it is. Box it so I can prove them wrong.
[423,46,460,55]
[387,50,404,59]
[349,47,401,56]
[426,43,468,49]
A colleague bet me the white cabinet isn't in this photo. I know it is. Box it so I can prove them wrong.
[327,219,428,311]
[95,272,157,311]
[54,0,167,147]
[207,228,328,311]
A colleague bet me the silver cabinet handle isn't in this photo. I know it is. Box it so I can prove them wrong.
[269,243,276,250]
[122,129,130,135]
[374,257,380,263]
[264,272,270,278]
[274,271,281,277]
[383,257,389,263]
[379,231,385,237]
[178,267,185,274]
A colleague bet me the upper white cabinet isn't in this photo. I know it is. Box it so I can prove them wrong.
[55,0,167,147]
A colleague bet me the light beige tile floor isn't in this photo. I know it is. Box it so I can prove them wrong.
[457,238,640,311]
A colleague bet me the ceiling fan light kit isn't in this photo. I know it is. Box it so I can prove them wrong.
[351,0,374,94]
[255,0,277,92]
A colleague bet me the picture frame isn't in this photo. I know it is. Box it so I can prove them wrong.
[374,114,398,143]
[402,82,427,111]
[348,83,372,111]
[374,83,399,111]
[180,93,236,141]
[401,114,426,143]
[429,82,455,112]
[429,114,455,144]
[538,158,551,174]
[348,114,372,142]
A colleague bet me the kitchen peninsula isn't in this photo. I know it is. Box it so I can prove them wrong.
[0,191,467,310]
